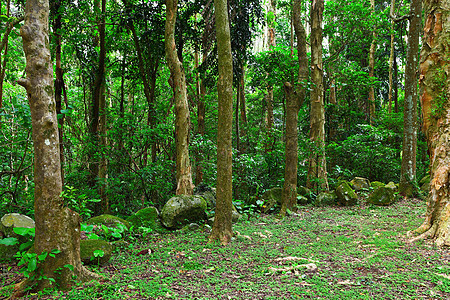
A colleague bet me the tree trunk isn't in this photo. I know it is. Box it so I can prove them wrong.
[165,0,194,195]
[14,0,97,293]
[239,67,247,154]
[388,0,395,114]
[265,0,276,152]
[368,0,376,124]
[399,0,421,196]
[280,0,307,216]
[306,0,328,193]
[410,0,450,247]
[209,0,233,245]
[195,54,206,186]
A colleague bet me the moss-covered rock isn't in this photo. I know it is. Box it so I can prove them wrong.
[0,244,19,262]
[367,187,395,206]
[371,181,385,188]
[314,192,337,207]
[297,195,309,205]
[335,181,358,206]
[385,182,398,193]
[420,175,430,193]
[297,186,313,202]
[127,207,157,228]
[161,195,207,229]
[0,213,35,238]
[80,239,114,266]
[194,185,217,210]
[350,177,370,191]
[87,214,131,229]
[261,187,283,213]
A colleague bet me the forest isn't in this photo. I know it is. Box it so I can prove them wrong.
[0,0,449,298]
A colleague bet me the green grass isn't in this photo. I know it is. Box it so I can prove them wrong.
[1,198,449,299]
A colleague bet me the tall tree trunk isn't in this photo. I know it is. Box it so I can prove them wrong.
[306,0,328,193]
[0,0,11,126]
[14,0,97,293]
[399,0,421,196]
[209,0,233,245]
[368,0,376,124]
[89,0,108,214]
[195,54,206,186]
[394,50,399,113]
[410,0,450,247]
[165,0,194,195]
[239,68,247,154]
[265,0,276,152]
[388,0,395,114]
[280,0,307,216]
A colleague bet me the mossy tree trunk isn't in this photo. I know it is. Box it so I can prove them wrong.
[368,0,376,124]
[307,0,328,193]
[165,0,194,195]
[280,0,307,216]
[410,0,450,247]
[209,0,233,245]
[265,0,276,152]
[399,0,421,196]
[388,0,395,114]
[15,0,97,294]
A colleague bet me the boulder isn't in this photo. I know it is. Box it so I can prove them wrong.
[0,243,19,262]
[0,213,35,238]
[420,175,430,193]
[80,239,114,266]
[297,186,313,202]
[261,187,282,213]
[371,181,385,188]
[87,214,131,229]
[161,195,207,229]
[385,182,398,193]
[314,192,337,206]
[207,206,242,226]
[297,195,309,205]
[367,186,395,206]
[335,181,358,206]
[194,185,216,209]
[350,177,370,191]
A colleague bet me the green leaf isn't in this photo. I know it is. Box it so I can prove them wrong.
[19,240,34,251]
[93,249,104,257]
[0,237,18,246]
[38,252,48,261]
[27,258,37,272]
[64,264,74,271]
[13,227,35,237]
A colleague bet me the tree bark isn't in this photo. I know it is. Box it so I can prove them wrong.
[265,0,276,152]
[399,0,421,196]
[165,0,194,195]
[368,0,376,124]
[14,0,97,293]
[410,0,450,247]
[209,0,233,245]
[280,0,307,217]
[306,0,328,193]
[388,0,395,114]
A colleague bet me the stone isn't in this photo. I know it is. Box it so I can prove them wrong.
[297,186,313,202]
[87,214,131,229]
[297,195,309,205]
[0,243,19,262]
[350,177,370,191]
[80,239,114,266]
[0,213,35,238]
[126,207,162,230]
[420,175,430,193]
[161,195,207,229]
[181,223,200,232]
[335,181,358,206]
[371,181,385,188]
[367,186,395,206]
[385,182,398,193]
[314,192,337,206]
[261,187,283,213]
[194,185,216,209]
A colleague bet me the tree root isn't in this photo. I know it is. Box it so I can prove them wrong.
[408,223,437,244]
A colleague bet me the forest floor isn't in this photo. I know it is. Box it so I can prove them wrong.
[1,198,450,299]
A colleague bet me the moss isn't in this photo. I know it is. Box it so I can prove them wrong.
[80,239,113,266]
[367,187,395,206]
[430,67,448,119]
[335,181,358,206]
[0,244,19,262]
[314,192,337,207]
[371,181,385,188]
[87,214,131,229]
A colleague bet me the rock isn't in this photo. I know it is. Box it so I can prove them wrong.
[126,207,165,233]
[261,187,283,213]
[350,177,370,191]
[161,195,207,229]
[0,244,19,262]
[335,181,358,206]
[371,181,385,188]
[367,186,395,206]
[80,239,114,266]
[385,182,398,193]
[0,213,35,238]
[297,195,309,205]
[297,186,313,202]
[207,208,242,226]
[181,223,200,232]
[194,185,216,209]
[420,175,430,193]
[314,192,337,206]
[87,214,131,229]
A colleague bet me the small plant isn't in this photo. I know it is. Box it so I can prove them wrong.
[61,186,100,220]
[14,249,61,282]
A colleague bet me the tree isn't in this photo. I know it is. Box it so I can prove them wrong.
[410,0,449,246]
[368,0,376,124]
[307,0,328,192]
[280,0,307,216]
[165,0,194,195]
[14,0,97,294]
[399,0,421,196]
[209,0,233,245]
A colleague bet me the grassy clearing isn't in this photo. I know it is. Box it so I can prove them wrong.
[1,198,449,299]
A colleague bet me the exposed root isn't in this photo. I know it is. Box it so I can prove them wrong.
[408,223,437,244]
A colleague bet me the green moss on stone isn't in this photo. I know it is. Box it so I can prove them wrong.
[80,239,113,266]
[87,214,131,229]
[367,187,395,206]
[335,181,358,206]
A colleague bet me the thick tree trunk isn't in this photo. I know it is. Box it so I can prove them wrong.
[280,0,307,216]
[195,54,206,186]
[410,0,450,247]
[265,0,276,152]
[209,0,233,245]
[14,0,97,294]
[165,0,194,195]
[306,0,328,193]
[399,0,421,196]
[368,0,376,124]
